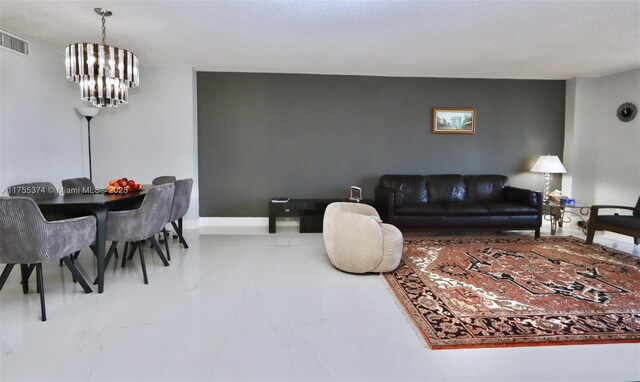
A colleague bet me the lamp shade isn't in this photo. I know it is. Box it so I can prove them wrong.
[531,155,567,174]
[77,106,100,118]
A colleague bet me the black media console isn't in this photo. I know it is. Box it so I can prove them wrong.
[268,198,373,233]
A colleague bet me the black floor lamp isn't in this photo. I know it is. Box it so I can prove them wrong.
[77,107,100,181]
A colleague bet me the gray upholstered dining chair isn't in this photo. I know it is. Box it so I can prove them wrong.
[167,178,193,251]
[62,177,96,194]
[103,183,174,284]
[7,181,58,200]
[8,181,66,224]
[157,178,194,260]
[0,197,95,321]
[152,176,176,186]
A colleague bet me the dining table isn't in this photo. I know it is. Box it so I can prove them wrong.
[36,187,149,293]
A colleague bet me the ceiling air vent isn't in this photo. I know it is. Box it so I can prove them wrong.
[0,29,29,56]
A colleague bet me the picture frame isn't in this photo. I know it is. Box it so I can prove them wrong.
[432,108,476,134]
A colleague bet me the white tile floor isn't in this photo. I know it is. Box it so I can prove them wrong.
[1,225,639,381]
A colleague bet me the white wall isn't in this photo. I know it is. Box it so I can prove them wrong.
[0,39,199,220]
[90,66,199,219]
[0,39,85,191]
[563,68,640,207]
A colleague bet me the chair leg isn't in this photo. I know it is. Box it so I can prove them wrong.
[635,237,640,245]
[94,242,118,285]
[178,218,188,248]
[104,242,118,268]
[138,241,148,285]
[123,242,138,268]
[586,222,596,244]
[127,242,137,260]
[163,227,171,261]
[171,219,189,249]
[35,263,46,322]
[20,264,30,294]
[534,228,540,238]
[61,257,92,294]
[0,264,15,291]
[65,250,80,283]
[149,236,170,266]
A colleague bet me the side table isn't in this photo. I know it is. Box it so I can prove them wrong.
[269,198,374,233]
[543,201,591,235]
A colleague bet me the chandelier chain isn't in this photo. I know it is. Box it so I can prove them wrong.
[101,15,106,45]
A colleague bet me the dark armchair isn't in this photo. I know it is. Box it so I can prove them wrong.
[586,196,640,245]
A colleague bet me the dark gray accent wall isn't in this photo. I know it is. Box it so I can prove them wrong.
[197,72,565,217]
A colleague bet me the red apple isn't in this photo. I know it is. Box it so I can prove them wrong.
[118,179,128,187]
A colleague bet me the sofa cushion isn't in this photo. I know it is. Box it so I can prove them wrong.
[396,202,490,216]
[425,175,466,202]
[444,202,489,216]
[379,175,427,204]
[465,175,509,202]
[395,203,446,216]
[483,202,539,216]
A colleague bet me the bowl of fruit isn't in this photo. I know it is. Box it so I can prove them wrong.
[106,178,143,194]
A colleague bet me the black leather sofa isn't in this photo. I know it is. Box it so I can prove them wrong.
[374,174,542,237]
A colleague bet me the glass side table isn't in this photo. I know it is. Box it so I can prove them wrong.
[543,201,591,235]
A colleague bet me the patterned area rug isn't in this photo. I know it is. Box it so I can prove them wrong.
[384,236,640,349]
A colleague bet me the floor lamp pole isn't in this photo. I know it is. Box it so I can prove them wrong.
[85,116,93,182]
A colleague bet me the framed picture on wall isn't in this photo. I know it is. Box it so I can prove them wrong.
[432,108,476,134]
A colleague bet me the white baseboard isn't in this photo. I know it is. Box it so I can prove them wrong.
[196,217,298,227]
[190,218,555,229]
[182,219,200,229]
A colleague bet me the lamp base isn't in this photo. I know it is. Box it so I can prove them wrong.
[543,172,551,203]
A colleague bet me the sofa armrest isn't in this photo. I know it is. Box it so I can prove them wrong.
[374,186,400,221]
[504,186,542,209]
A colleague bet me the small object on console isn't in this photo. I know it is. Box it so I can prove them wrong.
[349,186,362,202]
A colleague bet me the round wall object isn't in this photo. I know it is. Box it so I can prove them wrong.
[616,102,637,122]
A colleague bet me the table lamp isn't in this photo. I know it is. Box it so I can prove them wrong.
[531,155,566,203]
[77,107,100,181]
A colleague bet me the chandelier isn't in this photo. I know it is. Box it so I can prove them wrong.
[65,8,139,107]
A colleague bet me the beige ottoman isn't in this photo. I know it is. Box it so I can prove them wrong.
[322,202,403,273]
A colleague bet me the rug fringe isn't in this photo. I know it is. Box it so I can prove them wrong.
[379,273,431,349]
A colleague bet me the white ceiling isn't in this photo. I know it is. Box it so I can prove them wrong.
[1,0,639,79]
